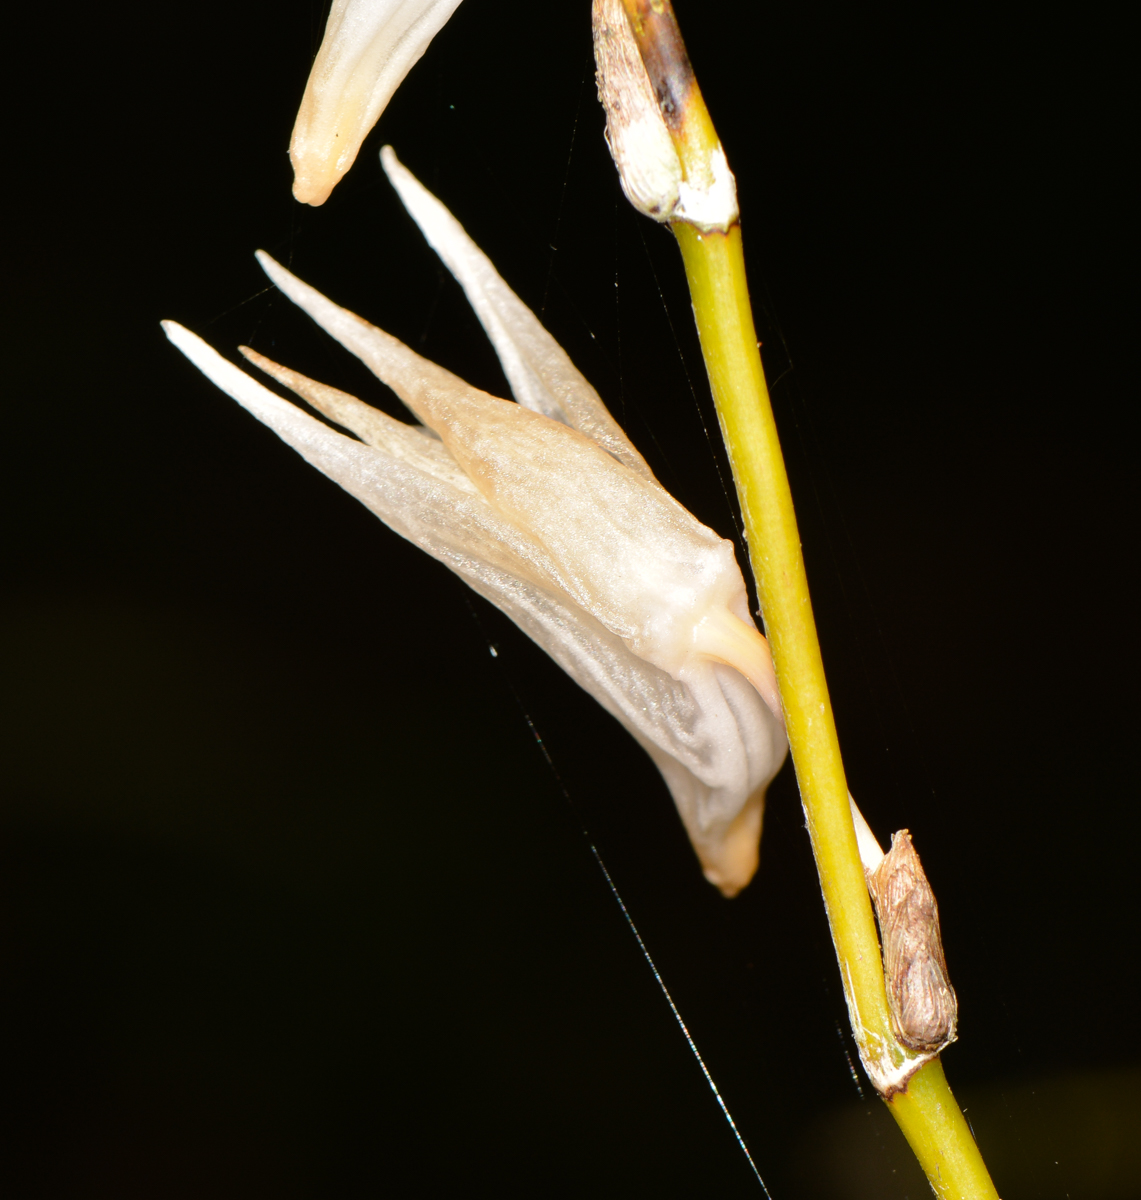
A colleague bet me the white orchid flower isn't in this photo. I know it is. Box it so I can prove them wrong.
[291,0,465,205]
[164,149,787,896]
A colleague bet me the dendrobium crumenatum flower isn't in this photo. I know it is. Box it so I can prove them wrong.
[164,149,788,895]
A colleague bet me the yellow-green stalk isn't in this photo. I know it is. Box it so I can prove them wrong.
[604,1,1000,1194]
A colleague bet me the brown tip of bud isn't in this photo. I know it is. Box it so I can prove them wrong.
[616,0,695,133]
[867,830,958,1053]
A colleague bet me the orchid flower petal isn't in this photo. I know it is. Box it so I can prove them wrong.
[290,0,464,206]
[166,322,569,597]
[379,146,655,481]
[237,345,478,495]
[255,251,779,701]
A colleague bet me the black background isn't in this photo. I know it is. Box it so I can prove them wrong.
[2,2,1135,1196]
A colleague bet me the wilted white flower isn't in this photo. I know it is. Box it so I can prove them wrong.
[291,0,465,205]
[164,149,787,895]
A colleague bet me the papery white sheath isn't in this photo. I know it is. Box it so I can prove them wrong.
[291,0,465,205]
[164,149,788,896]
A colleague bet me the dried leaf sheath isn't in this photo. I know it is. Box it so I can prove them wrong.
[165,154,787,894]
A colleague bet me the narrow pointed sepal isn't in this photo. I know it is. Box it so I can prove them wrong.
[380,146,655,479]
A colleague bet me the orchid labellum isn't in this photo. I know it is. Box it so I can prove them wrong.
[165,149,787,896]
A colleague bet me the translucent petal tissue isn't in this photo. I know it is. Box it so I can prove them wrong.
[164,150,787,895]
[290,0,465,205]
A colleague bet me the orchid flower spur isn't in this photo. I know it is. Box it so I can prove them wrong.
[164,149,787,896]
[291,0,465,205]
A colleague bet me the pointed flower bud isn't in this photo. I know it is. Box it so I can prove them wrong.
[290,0,464,205]
[164,150,786,895]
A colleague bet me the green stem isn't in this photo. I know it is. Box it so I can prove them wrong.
[673,220,892,1036]
[613,2,1000,1194]
[673,176,999,1200]
[890,1061,999,1198]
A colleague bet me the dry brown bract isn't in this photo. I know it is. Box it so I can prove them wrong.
[867,829,958,1053]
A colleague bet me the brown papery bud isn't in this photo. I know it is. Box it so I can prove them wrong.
[867,830,958,1053]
